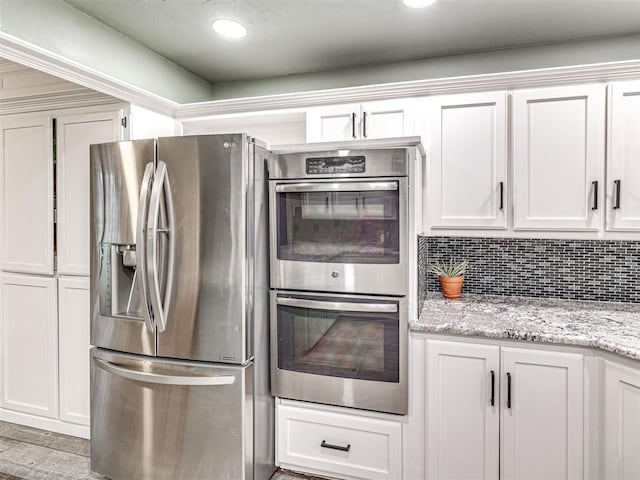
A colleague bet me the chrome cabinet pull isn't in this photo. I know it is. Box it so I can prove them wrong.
[351,112,357,139]
[136,162,155,333]
[362,111,367,138]
[94,358,235,386]
[613,180,621,210]
[592,180,599,210]
[321,440,351,452]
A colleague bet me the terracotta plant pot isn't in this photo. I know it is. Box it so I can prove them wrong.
[439,275,464,299]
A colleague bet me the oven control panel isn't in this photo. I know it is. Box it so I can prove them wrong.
[306,156,366,174]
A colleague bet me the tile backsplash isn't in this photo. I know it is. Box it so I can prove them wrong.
[418,236,640,304]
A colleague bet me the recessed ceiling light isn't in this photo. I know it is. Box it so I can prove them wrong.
[402,0,438,8]
[212,19,247,39]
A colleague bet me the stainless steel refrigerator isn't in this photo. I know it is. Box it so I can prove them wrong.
[89,134,274,480]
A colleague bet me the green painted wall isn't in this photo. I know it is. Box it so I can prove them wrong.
[210,33,640,101]
[0,0,214,103]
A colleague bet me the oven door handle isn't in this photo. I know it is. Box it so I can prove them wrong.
[275,181,398,193]
[277,297,398,313]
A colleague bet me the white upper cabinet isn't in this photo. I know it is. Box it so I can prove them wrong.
[605,361,640,480]
[427,340,500,480]
[0,274,58,418]
[58,276,91,426]
[306,100,413,142]
[607,81,640,232]
[0,113,54,274]
[513,85,605,231]
[56,109,123,276]
[501,347,584,480]
[428,92,508,229]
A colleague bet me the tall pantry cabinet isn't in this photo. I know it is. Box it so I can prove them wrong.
[0,104,125,436]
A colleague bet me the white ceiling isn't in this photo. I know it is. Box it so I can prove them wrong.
[64,0,640,84]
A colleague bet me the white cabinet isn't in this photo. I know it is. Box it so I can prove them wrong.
[513,85,605,231]
[0,274,57,418]
[427,340,500,479]
[306,100,413,142]
[428,92,508,229]
[56,110,123,275]
[425,339,584,480]
[607,81,640,232]
[501,347,584,480]
[605,361,640,480]
[0,113,54,274]
[57,277,90,426]
[277,400,402,480]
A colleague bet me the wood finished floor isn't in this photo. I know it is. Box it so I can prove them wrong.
[0,420,322,480]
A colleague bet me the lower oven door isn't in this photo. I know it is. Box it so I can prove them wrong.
[271,291,407,415]
[269,178,408,295]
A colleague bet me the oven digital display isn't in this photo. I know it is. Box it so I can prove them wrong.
[306,156,366,174]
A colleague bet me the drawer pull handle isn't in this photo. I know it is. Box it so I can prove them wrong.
[321,440,351,452]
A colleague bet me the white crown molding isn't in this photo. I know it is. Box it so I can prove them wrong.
[175,59,640,118]
[0,89,122,115]
[0,32,178,117]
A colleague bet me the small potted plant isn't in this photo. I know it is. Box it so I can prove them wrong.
[428,260,468,299]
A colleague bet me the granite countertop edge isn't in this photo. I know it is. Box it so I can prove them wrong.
[412,294,640,362]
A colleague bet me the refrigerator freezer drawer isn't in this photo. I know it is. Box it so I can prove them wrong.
[90,348,254,480]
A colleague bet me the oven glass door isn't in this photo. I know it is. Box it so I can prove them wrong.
[275,181,400,264]
[275,294,399,383]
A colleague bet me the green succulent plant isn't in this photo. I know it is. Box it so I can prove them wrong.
[428,259,469,278]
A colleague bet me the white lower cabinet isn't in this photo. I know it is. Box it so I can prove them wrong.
[57,276,90,426]
[425,339,584,480]
[277,400,402,480]
[0,274,57,417]
[427,340,500,479]
[605,361,640,480]
[501,347,584,480]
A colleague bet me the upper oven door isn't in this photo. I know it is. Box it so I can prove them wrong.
[269,178,408,295]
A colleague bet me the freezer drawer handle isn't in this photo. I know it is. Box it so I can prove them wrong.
[136,162,155,333]
[321,440,351,452]
[275,181,398,193]
[94,358,236,386]
[277,297,398,313]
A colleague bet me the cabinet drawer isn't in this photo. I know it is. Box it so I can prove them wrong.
[277,402,401,480]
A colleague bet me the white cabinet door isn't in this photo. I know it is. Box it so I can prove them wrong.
[607,81,640,231]
[501,347,584,480]
[58,276,90,426]
[361,99,414,139]
[0,274,57,418]
[604,361,640,480]
[306,104,360,142]
[427,340,500,480]
[56,110,123,275]
[429,92,508,229]
[0,113,53,274]
[513,85,605,231]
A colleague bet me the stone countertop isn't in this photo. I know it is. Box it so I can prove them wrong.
[413,294,640,361]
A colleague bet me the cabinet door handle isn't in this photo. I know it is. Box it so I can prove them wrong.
[321,440,351,452]
[613,180,621,210]
[499,182,504,210]
[506,372,512,409]
[351,112,357,139]
[490,370,495,406]
[592,180,598,210]
[362,111,367,138]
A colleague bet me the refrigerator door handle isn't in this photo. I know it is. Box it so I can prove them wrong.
[94,358,236,386]
[146,161,175,333]
[136,162,155,333]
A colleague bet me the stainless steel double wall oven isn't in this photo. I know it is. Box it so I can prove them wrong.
[269,139,421,415]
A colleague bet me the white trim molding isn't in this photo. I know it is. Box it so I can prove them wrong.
[0,89,121,115]
[175,60,640,118]
[0,32,178,116]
